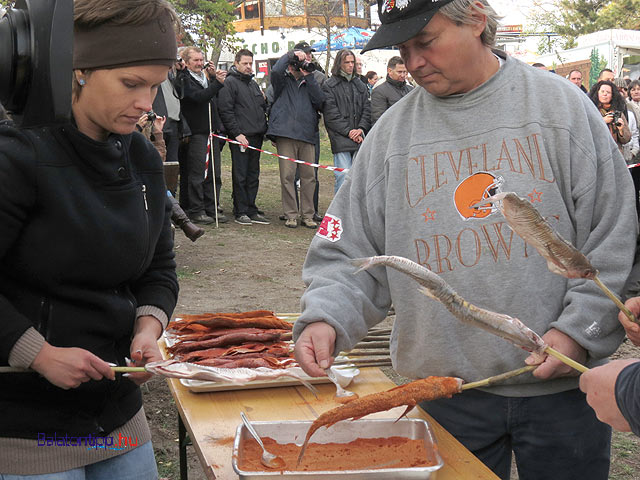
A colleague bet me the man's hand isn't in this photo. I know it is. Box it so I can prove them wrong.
[579,359,639,431]
[214,69,227,84]
[31,342,115,390]
[293,322,336,377]
[619,297,640,346]
[126,315,163,385]
[525,328,587,379]
[348,129,364,143]
[235,134,249,148]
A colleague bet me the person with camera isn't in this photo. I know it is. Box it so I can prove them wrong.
[293,41,327,222]
[588,80,633,158]
[0,0,180,477]
[178,46,228,225]
[266,49,325,229]
[218,49,269,225]
[322,48,371,193]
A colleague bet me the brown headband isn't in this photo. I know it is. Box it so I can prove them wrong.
[73,12,177,70]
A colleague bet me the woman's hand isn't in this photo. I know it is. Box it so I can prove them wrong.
[126,315,163,385]
[30,342,115,390]
[152,115,166,135]
[603,112,615,124]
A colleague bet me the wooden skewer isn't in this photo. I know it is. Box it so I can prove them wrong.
[593,275,638,325]
[544,346,589,373]
[112,366,147,373]
[344,350,391,357]
[367,328,392,335]
[0,365,149,374]
[461,365,536,390]
[351,341,390,349]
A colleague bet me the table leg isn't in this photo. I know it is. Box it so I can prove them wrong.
[179,413,188,480]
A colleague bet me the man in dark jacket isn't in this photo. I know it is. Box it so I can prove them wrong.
[218,49,269,225]
[371,56,413,125]
[322,49,371,192]
[266,50,325,229]
[178,46,227,224]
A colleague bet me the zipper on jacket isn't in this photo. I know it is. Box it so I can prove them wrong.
[136,184,150,278]
[37,297,52,341]
[142,185,149,211]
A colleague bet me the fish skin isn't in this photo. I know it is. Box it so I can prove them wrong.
[481,192,598,280]
[351,256,547,354]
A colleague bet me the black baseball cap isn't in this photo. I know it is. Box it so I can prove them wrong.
[361,0,455,53]
[294,41,316,53]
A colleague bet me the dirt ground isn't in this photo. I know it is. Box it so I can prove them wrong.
[143,150,640,480]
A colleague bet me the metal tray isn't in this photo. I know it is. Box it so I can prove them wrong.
[232,418,443,479]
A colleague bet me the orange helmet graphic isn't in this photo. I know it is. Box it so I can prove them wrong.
[453,172,504,220]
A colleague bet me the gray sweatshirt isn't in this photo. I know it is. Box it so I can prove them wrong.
[294,55,638,397]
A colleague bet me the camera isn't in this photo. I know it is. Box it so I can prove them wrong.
[146,111,157,122]
[290,53,316,73]
[0,0,73,127]
[612,110,623,125]
[204,61,212,69]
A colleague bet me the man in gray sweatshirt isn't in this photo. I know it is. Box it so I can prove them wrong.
[293,1,638,479]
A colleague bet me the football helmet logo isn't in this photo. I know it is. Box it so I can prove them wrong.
[453,172,504,220]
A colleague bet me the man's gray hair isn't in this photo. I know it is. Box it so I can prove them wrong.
[439,0,501,48]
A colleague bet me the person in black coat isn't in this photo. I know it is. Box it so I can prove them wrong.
[0,0,179,476]
[218,49,269,225]
[178,46,228,224]
[322,49,372,193]
[370,55,413,125]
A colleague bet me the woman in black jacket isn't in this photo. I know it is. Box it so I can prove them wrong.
[0,0,179,477]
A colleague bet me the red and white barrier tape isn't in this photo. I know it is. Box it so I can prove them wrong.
[204,136,212,179]
[629,162,640,169]
[210,133,349,173]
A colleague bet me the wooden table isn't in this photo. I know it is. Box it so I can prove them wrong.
[164,366,499,479]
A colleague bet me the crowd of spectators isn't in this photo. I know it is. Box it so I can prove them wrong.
[151,42,421,231]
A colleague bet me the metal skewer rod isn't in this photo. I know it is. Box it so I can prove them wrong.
[461,365,536,390]
[592,275,638,325]
[334,358,392,366]
[334,361,393,368]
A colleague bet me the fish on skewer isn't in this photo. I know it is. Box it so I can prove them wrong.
[352,256,546,354]
[474,192,637,324]
[351,255,588,373]
[296,365,535,465]
[297,376,463,465]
